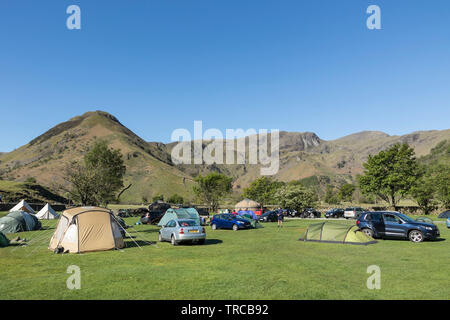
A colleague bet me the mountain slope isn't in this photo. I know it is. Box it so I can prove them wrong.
[0,111,448,204]
[0,111,194,203]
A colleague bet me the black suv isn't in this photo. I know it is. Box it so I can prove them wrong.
[325,208,345,218]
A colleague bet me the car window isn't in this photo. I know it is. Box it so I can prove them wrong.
[369,212,382,222]
[384,214,401,223]
[166,220,175,227]
[179,220,197,227]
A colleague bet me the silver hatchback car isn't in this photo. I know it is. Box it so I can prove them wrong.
[159,219,206,245]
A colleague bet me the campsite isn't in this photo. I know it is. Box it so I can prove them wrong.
[0,205,449,300]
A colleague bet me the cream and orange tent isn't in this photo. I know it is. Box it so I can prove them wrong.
[49,207,125,253]
[9,200,35,214]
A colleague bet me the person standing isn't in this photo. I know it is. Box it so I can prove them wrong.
[277,208,284,228]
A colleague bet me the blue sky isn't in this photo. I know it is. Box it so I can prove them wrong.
[0,0,449,152]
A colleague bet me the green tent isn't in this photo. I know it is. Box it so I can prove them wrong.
[158,208,200,226]
[0,232,9,248]
[0,211,41,234]
[238,214,261,228]
[184,208,201,225]
[299,222,377,245]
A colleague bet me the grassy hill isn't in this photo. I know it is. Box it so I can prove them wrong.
[0,111,448,204]
[0,111,194,204]
[0,180,67,203]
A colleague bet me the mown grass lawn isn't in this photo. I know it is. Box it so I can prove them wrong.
[0,215,449,300]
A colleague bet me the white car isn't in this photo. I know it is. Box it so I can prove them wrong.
[159,219,206,245]
[344,207,365,219]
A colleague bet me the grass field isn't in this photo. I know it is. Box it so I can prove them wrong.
[0,213,449,300]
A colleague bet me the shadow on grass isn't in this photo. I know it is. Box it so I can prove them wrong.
[124,239,156,248]
[176,239,223,246]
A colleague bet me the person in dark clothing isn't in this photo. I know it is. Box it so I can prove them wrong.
[276,208,284,228]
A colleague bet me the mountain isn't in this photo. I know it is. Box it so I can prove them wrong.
[0,111,449,204]
[0,111,194,204]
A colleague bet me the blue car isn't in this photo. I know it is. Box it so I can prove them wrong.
[446,217,450,229]
[357,211,440,243]
[210,214,252,231]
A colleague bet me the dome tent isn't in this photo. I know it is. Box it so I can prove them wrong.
[235,198,260,211]
[0,232,9,248]
[0,211,41,234]
[157,208,200,227]
[36,204,59,220]
[299,222,377,245]
[49,207,125,254]
[9,200,35,214]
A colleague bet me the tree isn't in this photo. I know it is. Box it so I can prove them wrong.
[410,170,438,215]
[152,194,164,202]
[339,183,356,202]
[242,177,283,207]
[275,184,318,212]
[358,143,420,209]
[433,164,450,208]
[168,194,184,204]
[64,140,126,206]
[193,173,232,212]
[324,185,340,204]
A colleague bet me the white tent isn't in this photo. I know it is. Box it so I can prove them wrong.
[36,203,59,220]
[9,199,35,214]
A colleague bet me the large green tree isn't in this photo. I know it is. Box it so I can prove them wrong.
[339,183,356,202]
[193,173,233,211]
[275,184,318,212]
[324,185,340,204]
[410,167,438,215]
[242,177,284,207]
[358,143,420,208]
[433,164,450,208]
[65,140,126,206]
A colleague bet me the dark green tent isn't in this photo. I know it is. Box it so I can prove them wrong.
[0,232,9,248]
[0,211,41,234]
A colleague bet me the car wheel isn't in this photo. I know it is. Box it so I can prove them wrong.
[158,233,163,242]
[409,230,424,243]
[211,223,217,230]
[171,235,178,246]
[361,228,374,238]
[232,224,239,231]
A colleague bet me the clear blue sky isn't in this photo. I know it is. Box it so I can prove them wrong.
[1,0,449,152]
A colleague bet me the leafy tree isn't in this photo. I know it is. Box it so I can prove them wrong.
[275,184,318,212]
[152,194,164,202]
[64,140,126,206]
[410,169,438,215]
[339,183,356,202]
[324,185,340,204]
[168,194,184,204]
[242,177,283,207]
[193,173,232,212]
[358,143,420,208]
[433,164,450,208]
